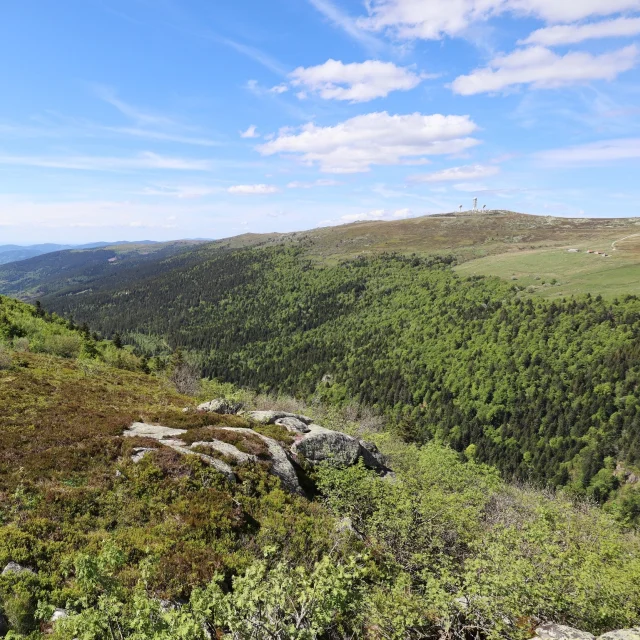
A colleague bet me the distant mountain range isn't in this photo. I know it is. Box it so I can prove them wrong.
[0,241,159,265]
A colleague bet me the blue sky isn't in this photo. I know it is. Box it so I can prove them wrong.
[1,0,640,243]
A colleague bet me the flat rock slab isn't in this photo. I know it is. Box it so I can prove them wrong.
[124,422,187,440]
[535,624,595,640]
[191,439,257,464]
[599,630,640,640]
[123,423,235,482]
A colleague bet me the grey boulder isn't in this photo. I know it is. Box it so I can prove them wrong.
[292,425,387,472]
[2,561,35,577]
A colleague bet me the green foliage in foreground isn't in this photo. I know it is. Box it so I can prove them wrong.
[40,247,640,505]
[4,432,640,639]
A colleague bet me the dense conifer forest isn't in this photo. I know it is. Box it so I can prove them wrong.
[37,246,640,503]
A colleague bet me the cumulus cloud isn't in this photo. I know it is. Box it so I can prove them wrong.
[288,59,425,102]
[451,45,638,95]
[227,184,280,194]
[240,125,259,138]
[287,179,340,188]
[411,164,499,182]
[358,0,640,40]
[536,137,640,164]
[520,17,640,46]
[258,111,479,173]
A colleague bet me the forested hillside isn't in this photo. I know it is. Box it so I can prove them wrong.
[37,246,640,507]
[3,294,640,639]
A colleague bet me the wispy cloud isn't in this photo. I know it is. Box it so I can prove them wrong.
[140,184,223,198]
[228,184,280,194]
[216,36,288,76]
[536,138,640,164]
[106,126,220,146]
[307,0,382,52]
[94,85,176,127]
[287,179,340,188]
[0,152,213,172]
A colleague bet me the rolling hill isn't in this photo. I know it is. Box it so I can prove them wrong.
[1,210,639,300]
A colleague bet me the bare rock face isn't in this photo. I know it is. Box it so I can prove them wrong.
[534,624,595,640]
[291,425,387,473]
[197,399,243,415]
[2,561,35,577]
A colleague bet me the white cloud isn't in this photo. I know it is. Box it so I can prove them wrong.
[241,125,259,138]
[358,0,640,40]
[270,84,289,94]
[536,137,640,164]
[258,111,479,173]
[287,179,340,188]
[520,17,640,46]
[227,184,280,194]
[451,45,638,95]
[0,152,212,172]
[288,59,425,102]
[411,164,499,182]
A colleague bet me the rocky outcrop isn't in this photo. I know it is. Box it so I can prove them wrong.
[197,399,243,415]
[292,424,387,473]
[122,410,388,494]
[531,624,640,640]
